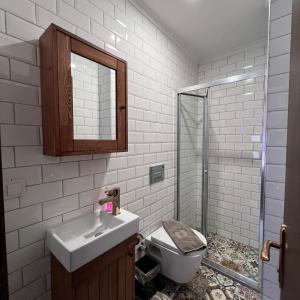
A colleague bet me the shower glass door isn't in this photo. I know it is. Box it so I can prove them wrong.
[205,77,265,288]
[177,72,266,291]
[177,93,206,232]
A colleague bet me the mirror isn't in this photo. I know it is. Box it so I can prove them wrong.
[71,52,116,140]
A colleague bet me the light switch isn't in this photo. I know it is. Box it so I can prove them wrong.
[5,179,25,198]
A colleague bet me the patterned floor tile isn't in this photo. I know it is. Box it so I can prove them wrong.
[135,265,261,300]
[209,289,227,300]
[201,265,260,300]
[206,233,260,281]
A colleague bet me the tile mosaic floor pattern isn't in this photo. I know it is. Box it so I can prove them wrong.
[206,233,260,282]
[135,265,261,300]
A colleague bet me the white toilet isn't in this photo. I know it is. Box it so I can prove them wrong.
[145,225,207,284]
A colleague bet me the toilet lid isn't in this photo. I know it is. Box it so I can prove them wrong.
[149,226,207,254]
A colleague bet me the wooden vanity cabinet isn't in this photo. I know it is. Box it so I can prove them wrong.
[51,235,138,300]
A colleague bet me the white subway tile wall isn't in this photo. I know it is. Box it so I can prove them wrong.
[0,0,198,299]
[198,42,267,83]
[263,0,292,300]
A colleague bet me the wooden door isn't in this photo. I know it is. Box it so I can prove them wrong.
[0,142,8,299]
[281,0,300,298]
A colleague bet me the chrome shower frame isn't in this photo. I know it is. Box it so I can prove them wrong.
[177,67,268,292]
[175,89,208,230]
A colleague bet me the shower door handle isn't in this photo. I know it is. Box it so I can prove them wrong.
[261,224,287,287]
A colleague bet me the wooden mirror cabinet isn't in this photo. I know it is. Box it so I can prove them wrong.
[40,24,128,156]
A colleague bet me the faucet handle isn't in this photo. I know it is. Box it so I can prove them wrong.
[105,187,120,196]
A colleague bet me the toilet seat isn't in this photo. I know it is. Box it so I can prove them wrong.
[149,226,207,255]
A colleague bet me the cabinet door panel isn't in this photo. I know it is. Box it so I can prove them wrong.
[109,260,119,300]
[89,275,100,300]
[51,235,137,300]
[99,264,109,300]
[118,255,127,300]
[75,281,89,300]
[125,252,135,300]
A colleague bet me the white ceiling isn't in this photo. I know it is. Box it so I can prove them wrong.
[134,0,268,62]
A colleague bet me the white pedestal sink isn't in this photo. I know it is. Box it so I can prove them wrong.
[47,209,139,272]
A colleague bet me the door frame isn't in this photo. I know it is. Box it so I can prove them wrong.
[0,144,8,299]
[281,0,300,298]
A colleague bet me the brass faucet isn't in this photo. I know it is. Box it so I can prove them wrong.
[98,187,121,215]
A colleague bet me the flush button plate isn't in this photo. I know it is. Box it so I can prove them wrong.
[150,165,165,184]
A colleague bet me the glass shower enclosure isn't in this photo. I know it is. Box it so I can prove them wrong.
[177,70,266,291]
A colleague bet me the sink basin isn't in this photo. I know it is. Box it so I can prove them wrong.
[47,209,139,272]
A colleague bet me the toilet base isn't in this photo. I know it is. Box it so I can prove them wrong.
[146,242,204,283]
[145,226,207,284]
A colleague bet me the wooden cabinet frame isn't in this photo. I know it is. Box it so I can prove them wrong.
[40,24,128,156]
